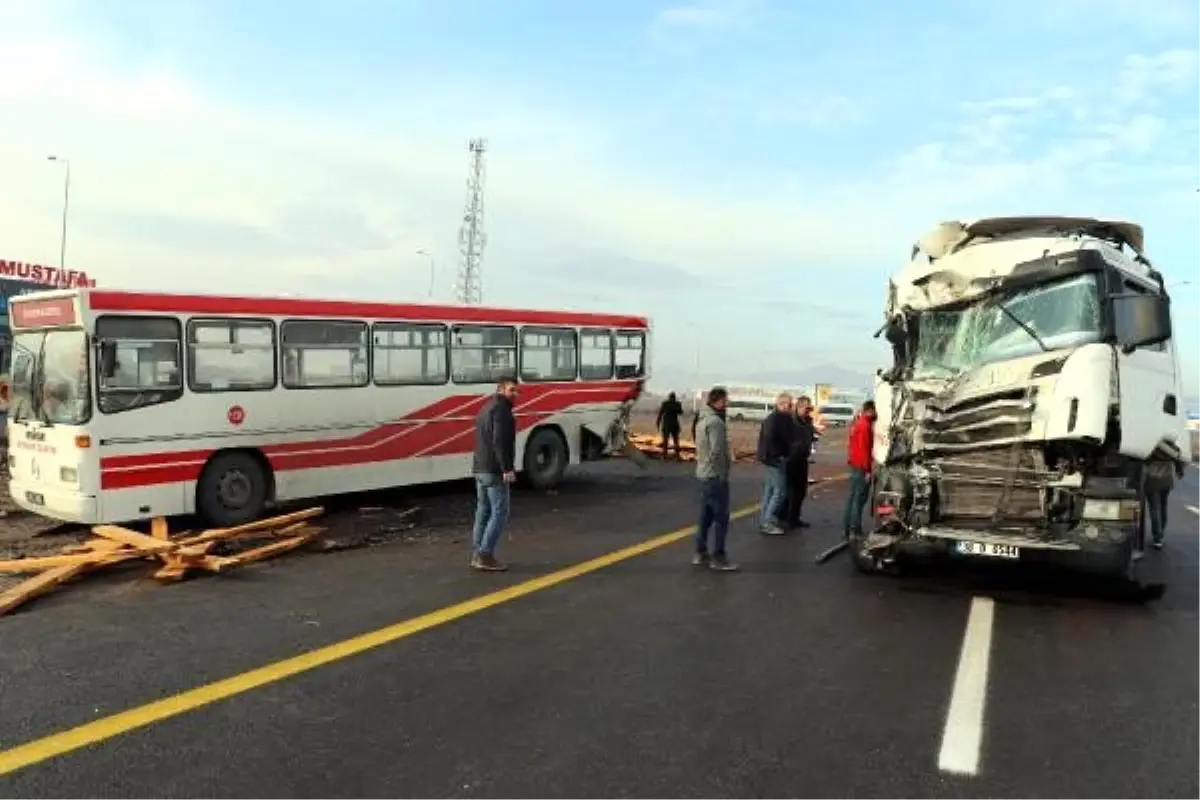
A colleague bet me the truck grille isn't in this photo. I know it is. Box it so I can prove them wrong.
[918,387,1036,451]
[933,445,1047,526]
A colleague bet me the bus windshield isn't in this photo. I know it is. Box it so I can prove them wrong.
[9,329,91,425]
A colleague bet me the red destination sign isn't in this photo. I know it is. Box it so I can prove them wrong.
[10,298,78,328]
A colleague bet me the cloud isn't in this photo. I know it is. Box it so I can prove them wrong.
[654,0,758,28]
[1116,49,1200,105]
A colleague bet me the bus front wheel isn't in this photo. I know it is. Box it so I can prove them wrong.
[197,451,269,527]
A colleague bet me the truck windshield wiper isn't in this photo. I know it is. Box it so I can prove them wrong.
[995,303,1049,352]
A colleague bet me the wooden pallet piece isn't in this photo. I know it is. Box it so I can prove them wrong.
[207,532,318,572]
[175,508,324,547]
[91,525,180,555]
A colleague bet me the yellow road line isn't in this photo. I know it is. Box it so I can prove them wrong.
[0,504,763,778]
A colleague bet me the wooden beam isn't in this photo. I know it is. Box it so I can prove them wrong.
[208,533,316,572]
[0,564,89,615]
[151,517,170,540]
[175,508,323,546]
[91,525,180,554]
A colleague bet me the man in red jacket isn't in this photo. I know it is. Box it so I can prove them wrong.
[842,400,877,538]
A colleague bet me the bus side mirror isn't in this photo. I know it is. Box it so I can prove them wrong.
[98,340,118,379]
[1111,293,1172,353]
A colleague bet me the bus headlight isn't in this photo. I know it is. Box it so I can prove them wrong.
[1082,499,1137,521]
[60,466,78,484]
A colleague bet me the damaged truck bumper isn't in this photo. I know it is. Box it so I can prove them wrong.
[890,520,1136,574]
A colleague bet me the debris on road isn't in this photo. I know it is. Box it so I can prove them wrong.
[624,434,757,463]
[0,508,327,617]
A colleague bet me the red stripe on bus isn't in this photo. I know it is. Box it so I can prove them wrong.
[87,291,650,330]
[97,385,637,490]
[99,382,637,469]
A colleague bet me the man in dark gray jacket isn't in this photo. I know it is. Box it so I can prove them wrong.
[470,378,519,571]
[693,386,738,571]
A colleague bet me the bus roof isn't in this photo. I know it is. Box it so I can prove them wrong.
[39,288,650,330]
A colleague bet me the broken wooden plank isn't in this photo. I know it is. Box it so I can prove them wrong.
[175,508,324,546]
[151,517,170,540]
[91,525,180,554]
[208,533,317,572]
[0,563,90,616]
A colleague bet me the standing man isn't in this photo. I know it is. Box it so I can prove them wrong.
[656,391,685,459]
[1144,457,1185,550]
[693,386,738,571]
[470,378,519,572]
[785,395,816,529]
[756,393,795,536]
[843,400,877,540]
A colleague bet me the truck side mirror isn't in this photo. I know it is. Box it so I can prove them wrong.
[1111,293,1172,352]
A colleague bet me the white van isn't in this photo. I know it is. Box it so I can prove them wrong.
[817,402,856,426]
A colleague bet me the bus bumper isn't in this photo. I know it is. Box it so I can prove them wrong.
[8,479,99,525]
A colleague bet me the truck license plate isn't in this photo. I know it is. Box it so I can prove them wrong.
[955,540,1020,559]
[24,491,44,506]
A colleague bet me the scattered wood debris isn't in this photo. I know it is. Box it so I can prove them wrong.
[0,507,326,617]
[625,434,756,463]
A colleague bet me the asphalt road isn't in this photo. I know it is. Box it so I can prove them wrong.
[0,461,1196,798]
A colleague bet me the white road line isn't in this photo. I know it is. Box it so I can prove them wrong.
[938,596,996,777]
[1187,505,1199,516]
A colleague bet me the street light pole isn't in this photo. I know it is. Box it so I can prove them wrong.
[47,155,70,270]
[416,249,435,300]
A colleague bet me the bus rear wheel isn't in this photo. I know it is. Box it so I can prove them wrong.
[522,427,568,491]
[197,452,268,528]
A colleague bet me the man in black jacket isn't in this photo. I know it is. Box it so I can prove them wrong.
[470,378,519,571]
[656,392,684,459]
[785,395,816,529]
[756,393,795,535]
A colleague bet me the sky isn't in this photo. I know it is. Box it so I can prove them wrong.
[0,0,1197,394]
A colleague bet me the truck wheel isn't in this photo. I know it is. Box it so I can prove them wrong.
[197,452,268,528]
[522,427,568,491]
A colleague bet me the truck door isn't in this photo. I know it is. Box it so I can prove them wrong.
[1114,279,1180,460]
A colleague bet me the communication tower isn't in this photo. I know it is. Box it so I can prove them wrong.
[455,138,487,304]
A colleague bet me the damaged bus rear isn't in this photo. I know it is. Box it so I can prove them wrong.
[858,216,1191,597]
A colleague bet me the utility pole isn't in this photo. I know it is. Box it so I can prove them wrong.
[455,138,487,305]
[47,155,70,270]
[416,249,436,300]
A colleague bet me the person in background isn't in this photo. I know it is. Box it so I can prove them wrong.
[756,393,795,536]
[1144,457,1185,550]
[842,400,877,539]
[656,391,684,459]
[693,386,738,571]
[470,378,519,572]
[785,395,816,529]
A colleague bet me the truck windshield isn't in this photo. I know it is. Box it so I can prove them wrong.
[9,329,91,425]
[913,273,1102,378]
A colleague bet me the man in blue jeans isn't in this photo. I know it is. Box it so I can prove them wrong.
[756,393,795,536]
[693,386,738,571]
[843,400,877,538]
[470,377,519,572]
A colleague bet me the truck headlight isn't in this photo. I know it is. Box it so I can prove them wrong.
[60,466,78,484]
[1082,499,1123,521]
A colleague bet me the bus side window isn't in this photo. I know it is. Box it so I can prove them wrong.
[579,329,613,380]
[451,325,516,384]
[614,330,645,379]
[520,327,577,382]
[95,315,183,414]
[187,318,276,392]
[374,322,448,385]
[281,320,370,389]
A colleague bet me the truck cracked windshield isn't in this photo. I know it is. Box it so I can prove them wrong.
[858,216,1191,600]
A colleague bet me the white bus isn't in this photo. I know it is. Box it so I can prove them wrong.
[6,289,650,526]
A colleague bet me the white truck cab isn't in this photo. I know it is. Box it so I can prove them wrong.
[857,216,1190,598]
